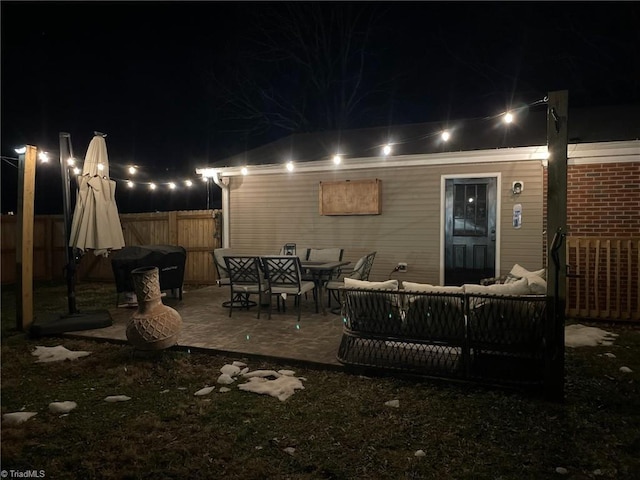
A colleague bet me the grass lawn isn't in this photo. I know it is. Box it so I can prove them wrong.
[1,281,639,479]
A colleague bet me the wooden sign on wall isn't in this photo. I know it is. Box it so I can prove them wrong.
[319,179,382,215]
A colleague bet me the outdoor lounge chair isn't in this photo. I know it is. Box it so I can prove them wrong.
[262,255,317,322]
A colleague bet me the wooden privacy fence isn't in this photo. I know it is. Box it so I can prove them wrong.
[1,210,222,285]
[567,237,639,321]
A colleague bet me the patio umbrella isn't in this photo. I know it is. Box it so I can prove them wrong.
[69,133,125,257]
[31,132,123,337]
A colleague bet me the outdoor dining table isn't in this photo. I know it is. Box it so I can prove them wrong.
[300,260,350,315]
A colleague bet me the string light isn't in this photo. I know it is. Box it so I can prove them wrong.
[19,96,548,193]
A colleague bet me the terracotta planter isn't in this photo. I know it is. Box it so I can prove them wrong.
[126,266,182,350]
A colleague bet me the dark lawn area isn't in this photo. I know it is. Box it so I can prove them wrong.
[1,281,639,479]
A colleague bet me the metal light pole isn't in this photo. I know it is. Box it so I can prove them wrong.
[59,132,78,314]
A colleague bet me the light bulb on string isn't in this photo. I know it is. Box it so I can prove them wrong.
[67,157,75,166]
[504,112,514,124]
[382,144,392,156]
[127,180,134,188]
[73,167,81,175]
[149,183,156,191]
[332,154,342,165]
[185,180,193,187]
[38,152,49,163]
[286,161,294,172]
[128,165,137,175]
[169,182,176,190]
[441,130,451,142]
[241,166,248,175]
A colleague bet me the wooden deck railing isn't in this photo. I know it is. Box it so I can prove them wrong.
[567,237,639,321]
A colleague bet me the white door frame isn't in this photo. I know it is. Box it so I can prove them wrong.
[439,173,501,285]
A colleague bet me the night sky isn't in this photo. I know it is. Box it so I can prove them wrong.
[2,1,638,214]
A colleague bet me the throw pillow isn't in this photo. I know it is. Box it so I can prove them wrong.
[509,264,547,293]
[527,275,547,294]
[510,264,546,281]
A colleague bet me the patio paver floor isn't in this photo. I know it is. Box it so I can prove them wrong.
[65,285,346,369]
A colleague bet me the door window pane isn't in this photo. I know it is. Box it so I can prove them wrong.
[453,183,488,236]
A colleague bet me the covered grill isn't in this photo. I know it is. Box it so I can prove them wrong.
[111,245,187,304]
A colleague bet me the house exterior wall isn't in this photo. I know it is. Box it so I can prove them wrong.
[227,159,545,284]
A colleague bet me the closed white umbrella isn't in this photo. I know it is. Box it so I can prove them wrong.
[69,133,125,257]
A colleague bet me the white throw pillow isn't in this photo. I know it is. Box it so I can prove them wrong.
[344,278,399,290]
[510,264,546,280]
[527,275,547,294]
[402,282,463,294]
[510,264,547,293]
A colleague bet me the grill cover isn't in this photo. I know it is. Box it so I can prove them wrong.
[111,245,186,293]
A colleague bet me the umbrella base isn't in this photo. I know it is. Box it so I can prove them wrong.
[30,310,113,338]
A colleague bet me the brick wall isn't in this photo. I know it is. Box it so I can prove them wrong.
[544,160,640,320]
[566,162,640,235]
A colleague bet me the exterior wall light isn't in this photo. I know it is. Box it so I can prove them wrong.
[512,181,524,195]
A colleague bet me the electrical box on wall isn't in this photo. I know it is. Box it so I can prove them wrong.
[513,203,522,228]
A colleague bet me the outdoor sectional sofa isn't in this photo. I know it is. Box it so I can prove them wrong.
[336,266,561,393]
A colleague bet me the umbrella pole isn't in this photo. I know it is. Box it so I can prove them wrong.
[59,132,78,315]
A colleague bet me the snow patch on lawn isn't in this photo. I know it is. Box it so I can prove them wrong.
[32,345,91,362]
[2,412,37,425]
[565,324,618,348]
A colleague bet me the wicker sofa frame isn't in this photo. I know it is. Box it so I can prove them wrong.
[337,288,559,392]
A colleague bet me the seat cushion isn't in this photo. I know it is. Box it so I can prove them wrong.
[464,276,530,295]
[344,278,399,290]
[402,282,463,293]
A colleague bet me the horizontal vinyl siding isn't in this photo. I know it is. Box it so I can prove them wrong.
[498,161,546,275]
[228,160,544,285]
